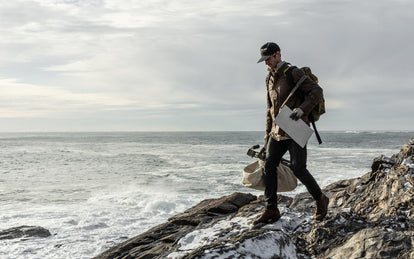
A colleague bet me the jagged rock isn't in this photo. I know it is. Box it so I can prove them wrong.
[182,229,298,259]
[0,225,51,240]
[323,228,414,259]
[168,192,257,226]
[371,154,395,172]
[95,139,414,259]
[294,138,414,258]
[94,192,257,259]
[327,140,414,221]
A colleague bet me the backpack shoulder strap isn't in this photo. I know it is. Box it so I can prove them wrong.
[310,118,323,144]
[284,66,296,88]
[280,70,307,109]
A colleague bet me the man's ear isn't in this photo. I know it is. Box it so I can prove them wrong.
[276,51,281,58]
[275,51,282,61]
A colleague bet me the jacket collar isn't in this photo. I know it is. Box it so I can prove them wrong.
[268,61,288,76]
[276,61,287,73]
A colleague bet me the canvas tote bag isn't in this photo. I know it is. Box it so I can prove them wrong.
[242,160,297,192]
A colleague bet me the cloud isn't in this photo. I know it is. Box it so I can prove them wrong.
[0,0,413,131]
[0,77,138,118]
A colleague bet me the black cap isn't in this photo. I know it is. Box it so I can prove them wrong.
[257,42,280,63]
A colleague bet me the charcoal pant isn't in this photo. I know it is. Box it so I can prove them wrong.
[264,137,322,209]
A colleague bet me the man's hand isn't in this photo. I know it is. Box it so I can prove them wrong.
[258,147,266,160]
[290,108,304,121]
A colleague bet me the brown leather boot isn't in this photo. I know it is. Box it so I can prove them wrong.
[315,194,329,221]
[252,207,281,225]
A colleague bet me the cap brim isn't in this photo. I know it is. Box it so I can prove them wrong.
[257,55,270,63]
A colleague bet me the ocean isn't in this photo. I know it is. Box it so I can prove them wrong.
[0,131,413,258]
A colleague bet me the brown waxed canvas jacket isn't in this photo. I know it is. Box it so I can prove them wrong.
[265,62,323,139]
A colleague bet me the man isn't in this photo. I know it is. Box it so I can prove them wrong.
[253,42,329,225]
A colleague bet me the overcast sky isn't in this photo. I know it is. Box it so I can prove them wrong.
[1,0,413,132]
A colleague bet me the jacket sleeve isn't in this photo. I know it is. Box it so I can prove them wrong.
[291,67,323,115]
[265,90,272,137]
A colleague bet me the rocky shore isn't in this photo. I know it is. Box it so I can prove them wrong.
[5,139,412,258]
[92,139,413,258]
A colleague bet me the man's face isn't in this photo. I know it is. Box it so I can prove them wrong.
[265,51,281,70]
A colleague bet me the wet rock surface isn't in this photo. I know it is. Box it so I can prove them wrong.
[95,139,414,259]
[0,225,51,240]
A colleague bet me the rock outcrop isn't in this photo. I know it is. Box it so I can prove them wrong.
[95,139,414,259]
[0,225,51,240]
